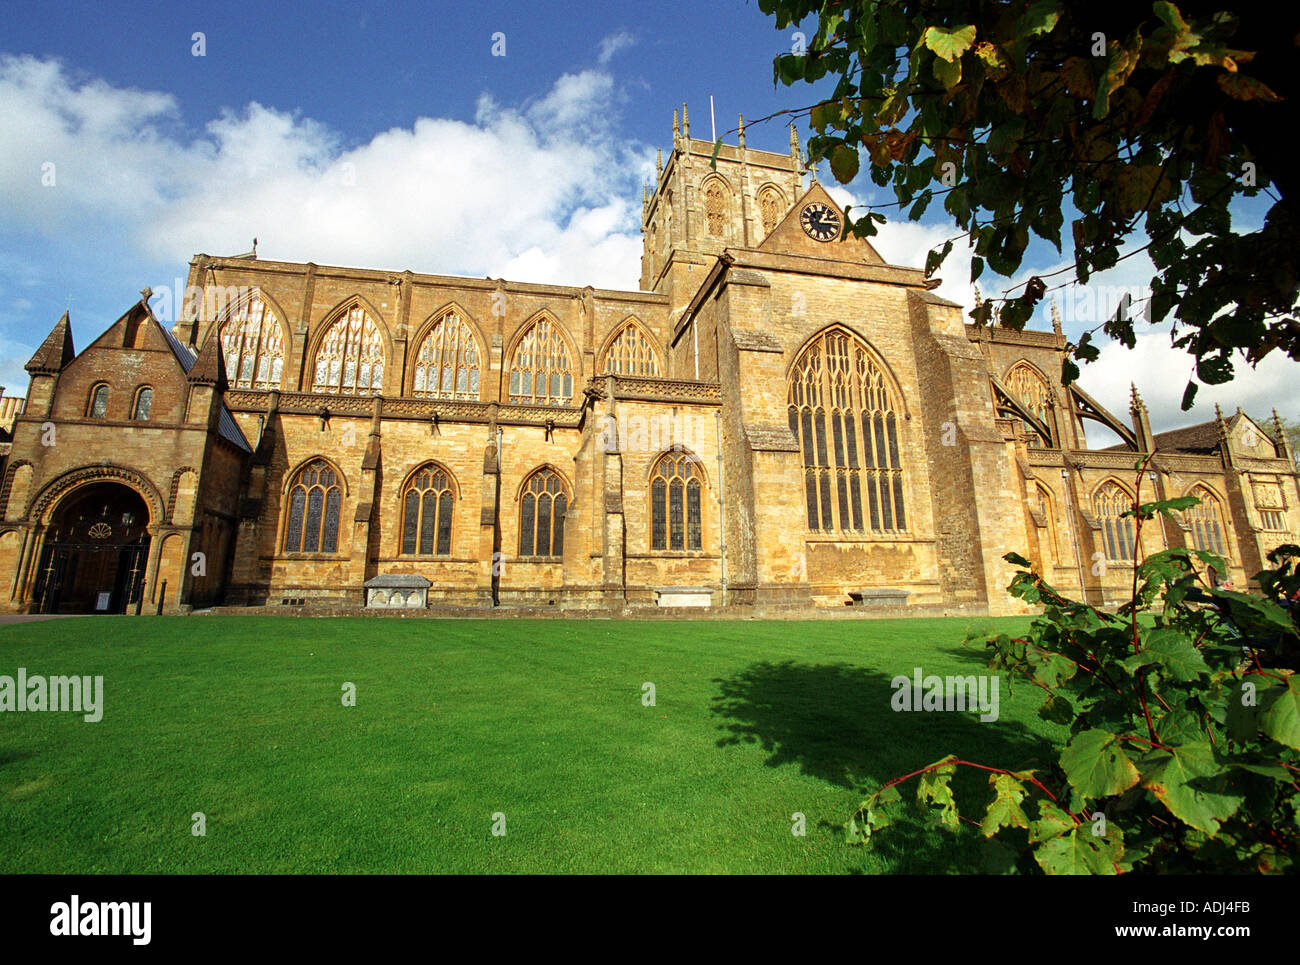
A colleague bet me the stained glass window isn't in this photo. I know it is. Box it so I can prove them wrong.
[1094,482,1136,563]
[650,452,703,551]
[1186,487,1227,557]
[283,459,342,553]
[400,466,454,555]
[312,304,385,395]
[220,293,284,390]
[132,387,152,421]
[508,317,573,406]
[789,328,905,534]
[89,384,109,419]
[413,312,480,400]
[601,320,661,376]
[519,468,567,557]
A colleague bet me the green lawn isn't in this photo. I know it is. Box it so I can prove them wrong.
[0,614,1064,874]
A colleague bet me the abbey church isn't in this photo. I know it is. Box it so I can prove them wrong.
[2,111,1297,616]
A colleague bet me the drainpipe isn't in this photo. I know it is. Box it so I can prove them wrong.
[715,409,726,606]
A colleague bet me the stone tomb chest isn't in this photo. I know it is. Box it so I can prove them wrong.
[364,574,432,609]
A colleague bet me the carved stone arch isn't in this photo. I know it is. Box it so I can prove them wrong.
[399,459,461,499]
[1091,476,1135,500]
[406,301,487,399]
[755,181,788,236]
[786,323,911,418]
[281,455,351,497]
[307,294,393,395]
[513,463,574,503]
[645,446,709,489]
[30,464,166,528]
[597,314,664,376]
[701,173,733,238]
[504,309,579,406]
[167,466,199,523]
[1,459,33,520]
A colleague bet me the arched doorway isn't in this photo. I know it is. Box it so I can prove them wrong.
[34,483,151,614]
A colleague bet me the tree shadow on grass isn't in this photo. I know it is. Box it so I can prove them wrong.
[711,660,1056,872]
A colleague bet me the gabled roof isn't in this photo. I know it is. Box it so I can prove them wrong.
[757,181,886,264]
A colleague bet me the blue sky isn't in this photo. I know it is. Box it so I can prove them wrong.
[1,0,1294,434]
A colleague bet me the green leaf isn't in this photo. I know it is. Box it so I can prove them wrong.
[1123,626,1210,682]
[1014,0,1062,39]
[917,756,960,828]
[1140,742,1244,834]
[921,24,976,62]
[1028,802,1075,843]
[829,144,860,183]
[1061,729,1140,798]
[932,55,961,91]
[1035,826,1121,874]
[981,773,1030,837]
[1261,674,1300,751]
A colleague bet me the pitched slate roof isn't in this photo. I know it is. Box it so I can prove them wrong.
[157,318,250,453]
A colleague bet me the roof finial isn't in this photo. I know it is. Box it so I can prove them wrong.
[682,102,689,138]
[252,237,258,258]
[790,122,799,157]
[1050,298,1062,335]
[655,148,663,177]
[673,108,679,139]
[973,285,983,309]
[738,113,746,148]
[1214,402,1225,422]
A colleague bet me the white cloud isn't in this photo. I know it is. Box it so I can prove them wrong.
[0,56,655,294]
[597,30,637,66]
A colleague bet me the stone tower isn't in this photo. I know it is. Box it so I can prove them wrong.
[640,105,804,317]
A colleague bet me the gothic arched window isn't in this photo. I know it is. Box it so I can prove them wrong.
[704,178,728,237]
[758,186,784,236]
[220,293,284,390]
[88,384,109,419]
[413,311,480,400]
[1005,362,1056,448]
[788,328,906,534]
[601,320,661,376]
[132,387,153,421]
[1094,481,1136,563]
[283,459,342,554]
[312,304,385,395]
[650,451,704,551]
[400,464,455,556]
[1186,486,1228,557]
[508,317,573,406]
[519,468,567,557]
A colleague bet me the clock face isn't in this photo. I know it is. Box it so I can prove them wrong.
[800,201,841,241]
